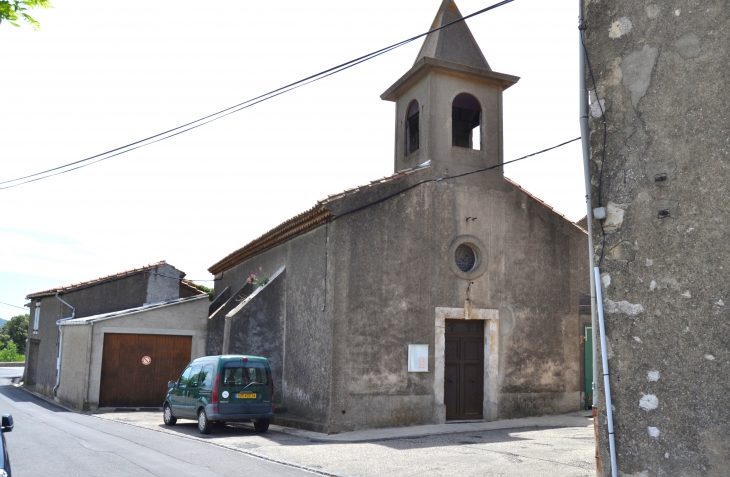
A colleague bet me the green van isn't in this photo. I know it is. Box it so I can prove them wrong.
[163,355,275,434]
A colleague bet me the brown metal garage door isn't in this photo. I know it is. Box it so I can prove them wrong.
[99,333,192,408]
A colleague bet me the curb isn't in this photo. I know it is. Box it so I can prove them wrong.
[13,383,349,477]
[14,383,81,414]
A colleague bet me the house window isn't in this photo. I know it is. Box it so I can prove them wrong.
[405,100,420,155]
[452,93,481,150]
[33,302,40,332]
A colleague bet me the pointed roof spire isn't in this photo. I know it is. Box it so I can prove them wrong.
[415,0,490,70]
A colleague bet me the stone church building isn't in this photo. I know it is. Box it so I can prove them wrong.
[207,0,589,433]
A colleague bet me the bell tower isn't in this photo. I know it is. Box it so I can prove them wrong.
[381,0,519,177]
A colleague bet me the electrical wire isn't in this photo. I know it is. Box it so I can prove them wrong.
[580,31,608,267]
[0,0,517,191]
[334,137,581,222]
[0,301,27,310]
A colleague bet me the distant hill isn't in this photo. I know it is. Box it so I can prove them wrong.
[0,319,7,328]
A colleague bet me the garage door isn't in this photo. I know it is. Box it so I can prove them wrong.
[99,333,192,408]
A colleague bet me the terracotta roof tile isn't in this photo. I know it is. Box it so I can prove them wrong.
[26,261,182,299]
[208,164,429,275]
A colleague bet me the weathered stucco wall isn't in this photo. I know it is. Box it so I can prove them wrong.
[326,174,588,432]
[212,225,334,425]
[56,324,91,410]
[585,2,730,475]
[24,264,188,399]
[25,296,66,397]
[227,271,286,402]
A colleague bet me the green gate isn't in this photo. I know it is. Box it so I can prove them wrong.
[583,324,593,409]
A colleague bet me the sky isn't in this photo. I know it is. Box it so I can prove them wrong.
[0,0,586,318]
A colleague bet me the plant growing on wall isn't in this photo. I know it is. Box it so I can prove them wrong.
[247,267,269,288]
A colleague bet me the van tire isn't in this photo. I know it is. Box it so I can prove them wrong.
[198,409,213,434]
[163,403,177,426]
[254,419,270,433]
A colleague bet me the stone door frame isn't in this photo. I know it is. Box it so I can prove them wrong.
[434,306,499,422]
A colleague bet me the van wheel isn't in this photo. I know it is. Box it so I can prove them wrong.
[254,419,270,433]
[198,409,212,434]
[163,403,177,426]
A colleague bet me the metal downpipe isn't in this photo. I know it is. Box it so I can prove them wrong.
[579,1,608,474]
[53,293,76,397]
[594,267,618,477]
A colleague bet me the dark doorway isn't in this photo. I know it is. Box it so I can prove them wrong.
[99,333,192,407]
[445,319,484,420]
[26,341,40,386]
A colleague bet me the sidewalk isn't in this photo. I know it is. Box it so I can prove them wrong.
[267,411,593,442]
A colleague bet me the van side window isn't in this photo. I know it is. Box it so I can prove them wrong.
[199,365,215,390]
[178,366,193,389]
[188,366,202,389]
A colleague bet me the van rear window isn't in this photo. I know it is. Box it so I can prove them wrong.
[221,362,269,387]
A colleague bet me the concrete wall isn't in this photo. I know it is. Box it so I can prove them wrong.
[77,296,208,410]
[585,2,730,475]
[227,271,286,402]
[212,225,334,425]
[24,296,65,396]
[56,324,91,410]
[24,264,187,399]
[326,175,588,432]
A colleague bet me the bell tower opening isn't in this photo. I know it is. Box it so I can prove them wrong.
[381,0,518,174]
[452,93,481,150]
[406,100,420,156]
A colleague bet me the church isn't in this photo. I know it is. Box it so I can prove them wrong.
[206,0,589,433]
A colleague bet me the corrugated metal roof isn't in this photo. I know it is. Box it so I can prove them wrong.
[27,261,182,299]
[59,295,208,326]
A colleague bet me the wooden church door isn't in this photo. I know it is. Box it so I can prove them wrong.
[444,319,484,420]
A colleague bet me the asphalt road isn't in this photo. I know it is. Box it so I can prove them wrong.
[0,368,23,380]
[0,378,316,476]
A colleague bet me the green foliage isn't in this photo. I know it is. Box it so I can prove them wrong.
[0,341,24,363]
[183,281,214,301]
[0,0,52,31]
[1,314,28,355]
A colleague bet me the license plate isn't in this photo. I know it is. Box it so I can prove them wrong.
[237,393,256,399]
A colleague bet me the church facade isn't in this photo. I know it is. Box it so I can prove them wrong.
[207,0,589,433]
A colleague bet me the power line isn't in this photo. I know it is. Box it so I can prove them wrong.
[0,0,517,191]
[0,301,27,310]
[335,138,581,221]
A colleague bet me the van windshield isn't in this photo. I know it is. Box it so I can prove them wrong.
[221,362,269,387]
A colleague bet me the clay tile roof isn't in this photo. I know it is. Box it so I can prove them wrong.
[208,164,430,275]
[504,177,587,234]
[26,261,182,299]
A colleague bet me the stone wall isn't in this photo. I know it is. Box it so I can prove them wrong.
[585,1,730,475]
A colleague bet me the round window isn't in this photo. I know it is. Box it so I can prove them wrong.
[454,244,476,272]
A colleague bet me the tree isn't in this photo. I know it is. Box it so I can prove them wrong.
[0,0,52,31]
[1,314,28,355]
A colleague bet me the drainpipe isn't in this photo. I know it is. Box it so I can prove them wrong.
[578,0,598,411]
[53,293,76,397]
[594,267,618,477]
[579,3,616,476]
